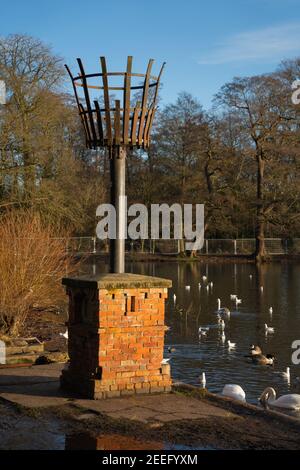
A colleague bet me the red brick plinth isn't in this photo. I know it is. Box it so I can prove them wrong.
[60,273,172,399]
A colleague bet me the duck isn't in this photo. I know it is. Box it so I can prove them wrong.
[250,345,262,356]
[217,298,230,315]
[199,326,210,333]
[199,327,209,337]
[227,340,236,349]
[265,323,275,333]
[259,387,300,410]
[222,384,246,402]
[252,354,274,365]
[168,346,176,353]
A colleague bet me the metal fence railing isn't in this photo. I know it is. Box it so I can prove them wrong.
[63,237,300,255]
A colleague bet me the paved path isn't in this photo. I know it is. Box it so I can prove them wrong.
[0,364,232,422]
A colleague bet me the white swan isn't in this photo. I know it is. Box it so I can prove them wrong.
[59,329,68,340]
[259,387,300,410]
[200,372,206,387]
[222,384,246,402]
[265,323,274,333]
[217,298,230,315]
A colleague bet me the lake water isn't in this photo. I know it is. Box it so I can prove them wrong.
[86,260,300,405]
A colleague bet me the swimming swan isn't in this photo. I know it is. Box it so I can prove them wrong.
[259,387,300,410]
[217,298,230,315]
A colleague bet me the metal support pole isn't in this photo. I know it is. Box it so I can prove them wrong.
[110,146,126,273]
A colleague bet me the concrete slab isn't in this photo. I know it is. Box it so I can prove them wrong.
[0,364,233,423]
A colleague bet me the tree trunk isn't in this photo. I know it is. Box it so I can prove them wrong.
[255,151,266,263]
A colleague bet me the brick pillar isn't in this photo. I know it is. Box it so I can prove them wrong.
[60,273,172,399]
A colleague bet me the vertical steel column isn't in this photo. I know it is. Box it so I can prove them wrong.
[110,146,126,273]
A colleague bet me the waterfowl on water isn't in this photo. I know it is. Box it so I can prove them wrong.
[230,294,237,300]
[168,346,176,353]
[59,329,68,340]
[222,384,246,402]
[252,354,274,365]
[259,387,300,411]
[217,298,230,315]
[227,340,236,349]
[265,323,275,333]
[200,372,206,387]
[199,327,209,337]
[250,345,262,356]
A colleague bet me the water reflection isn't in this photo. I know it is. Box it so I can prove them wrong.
[65,432,211,450]
[84,259,300,405]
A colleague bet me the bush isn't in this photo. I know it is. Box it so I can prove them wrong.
[0,211,79,336]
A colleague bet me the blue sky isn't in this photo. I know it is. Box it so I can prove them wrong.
[1,0,300,108]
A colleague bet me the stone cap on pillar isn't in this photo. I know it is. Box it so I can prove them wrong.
[62,273,172,290]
